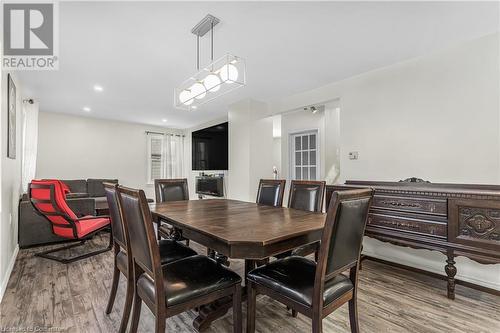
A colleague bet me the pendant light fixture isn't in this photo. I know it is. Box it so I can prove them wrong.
[174,14,246,110]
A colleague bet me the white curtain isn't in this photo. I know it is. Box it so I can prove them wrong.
[21,101,39,192]
[164,134,185,178]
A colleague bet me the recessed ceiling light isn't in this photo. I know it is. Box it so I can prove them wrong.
[192,106,198,109]
[93,85,104,92]
[83,106,91,112]
[162,118,168,123]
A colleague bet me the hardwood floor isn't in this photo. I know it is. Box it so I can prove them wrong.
[1,233,499,333]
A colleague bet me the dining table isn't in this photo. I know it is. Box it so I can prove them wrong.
[150,198,326,331]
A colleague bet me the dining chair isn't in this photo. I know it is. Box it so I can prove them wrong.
[104,183,197,333]
[325,185,367,270]
[256,179,286,207]
[288,180,326,212]
[116,185,242,333]
[246,188,374,333]
[254,179,286,266]
[154,178,190,245]
[276,180,326,261]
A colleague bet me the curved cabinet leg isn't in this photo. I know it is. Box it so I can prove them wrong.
[445,250,457,300]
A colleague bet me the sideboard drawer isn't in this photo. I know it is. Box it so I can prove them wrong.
[368,213,447,238]
[372,195,447,216]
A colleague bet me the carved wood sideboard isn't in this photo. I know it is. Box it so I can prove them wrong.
[327,179,500,299]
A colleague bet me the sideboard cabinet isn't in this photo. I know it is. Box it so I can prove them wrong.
[327,179,500,299]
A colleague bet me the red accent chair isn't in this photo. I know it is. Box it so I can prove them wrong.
[28,179,112,263]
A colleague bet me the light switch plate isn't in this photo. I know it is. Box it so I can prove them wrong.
[349,151,359,160]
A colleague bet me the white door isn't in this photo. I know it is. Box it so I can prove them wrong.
[290,130,319,180]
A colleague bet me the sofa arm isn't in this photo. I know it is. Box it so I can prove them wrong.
[67,197,96,217]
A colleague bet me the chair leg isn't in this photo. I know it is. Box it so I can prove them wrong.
[312,316,323,333]
[105,247,121,314]
[155,312,166,333]
[185,239,190,247]
[118,273,134,333]
[246,281,256,333]
[129,293,142,333]
[348,297,359,333]
[349,266,360,333]
[232,284,242,333]
[291,309,298,318]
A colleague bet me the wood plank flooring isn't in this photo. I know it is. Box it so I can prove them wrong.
[1,233,499,332]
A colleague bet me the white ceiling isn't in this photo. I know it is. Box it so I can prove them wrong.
[18,1,499,129]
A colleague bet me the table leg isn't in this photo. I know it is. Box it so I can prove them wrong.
[192,259,254,332]
[245,259,256,282]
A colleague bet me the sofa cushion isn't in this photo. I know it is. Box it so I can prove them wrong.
[61,179,88,194]
[87,179,118,197]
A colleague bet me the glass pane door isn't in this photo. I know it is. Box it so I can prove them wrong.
[290,131,318,180]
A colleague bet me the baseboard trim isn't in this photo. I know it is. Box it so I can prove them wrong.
[0,245,19,303]
[364,255,500,297]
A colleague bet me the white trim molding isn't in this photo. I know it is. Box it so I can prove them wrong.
[0,245,19,303]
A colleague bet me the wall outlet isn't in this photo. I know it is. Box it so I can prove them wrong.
[349,151,359,160]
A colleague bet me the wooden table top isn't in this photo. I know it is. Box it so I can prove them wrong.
[150,199,326,259]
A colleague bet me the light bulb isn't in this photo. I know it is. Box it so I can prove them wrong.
[203,74,221,92]
[179,89,193,105]
[219,64,239,83]
[190,82,206,99]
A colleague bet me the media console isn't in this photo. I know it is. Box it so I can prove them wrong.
[327,178,500,299]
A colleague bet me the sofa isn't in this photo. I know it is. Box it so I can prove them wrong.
[19,178,118,248]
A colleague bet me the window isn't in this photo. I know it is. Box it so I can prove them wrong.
[290,130,319,180]
[147,134,165,184]
[147,133,185,184]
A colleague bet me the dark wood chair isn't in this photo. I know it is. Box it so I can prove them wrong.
[256,179,286,207]
[104,183,197,333]
[255,179,286,266]
[288,180,326,212]
[154,178,190,245]
[275,180,326,261]
[247,188,374,333]
[116,185,242,333]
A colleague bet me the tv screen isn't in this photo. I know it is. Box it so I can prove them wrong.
[192,122,228,170]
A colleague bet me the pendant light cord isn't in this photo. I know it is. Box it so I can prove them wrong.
[211,21,214,62]
[196,35,200,71]
[194,18,215,71]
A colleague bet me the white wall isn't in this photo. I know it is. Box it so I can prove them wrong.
[270,33,500,290]
[227,99,274,202]
[324,102,341,184]
[36,112,181,198]
[0,71,23,302]
[272,33,500,184]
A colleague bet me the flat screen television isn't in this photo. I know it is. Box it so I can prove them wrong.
[192,122,228,170]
